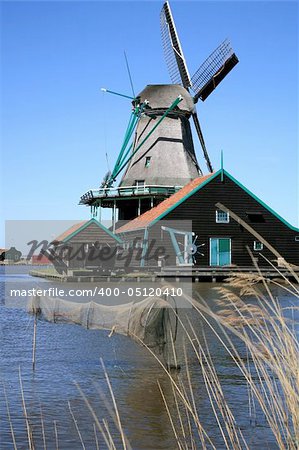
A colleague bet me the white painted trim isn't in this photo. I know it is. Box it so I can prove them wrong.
[253,241,264,251]
[216,210,230,223]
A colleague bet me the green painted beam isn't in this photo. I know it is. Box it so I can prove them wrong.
[112,96,183,180]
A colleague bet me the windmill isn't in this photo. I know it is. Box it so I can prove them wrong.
[160,1,239,173]
[119,1,238,189]
[80,1,239,223]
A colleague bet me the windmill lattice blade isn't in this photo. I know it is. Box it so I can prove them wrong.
[192,111,213,173]
[191,39,239,102]
[160,1,191,89]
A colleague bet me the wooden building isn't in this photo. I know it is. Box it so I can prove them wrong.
[116,169,299,270]
[52,218,122,271]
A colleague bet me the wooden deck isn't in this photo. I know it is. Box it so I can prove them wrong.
[30,266,299,283]
[157,266,299,282]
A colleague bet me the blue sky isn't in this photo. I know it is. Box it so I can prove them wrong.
[1,1,298,246]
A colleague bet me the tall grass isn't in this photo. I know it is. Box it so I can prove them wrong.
[77,269,299,449]
[156,270,299,449]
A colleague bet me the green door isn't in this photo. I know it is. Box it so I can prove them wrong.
[210,238,231,266]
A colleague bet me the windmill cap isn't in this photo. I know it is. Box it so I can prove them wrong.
[136,84,194,113]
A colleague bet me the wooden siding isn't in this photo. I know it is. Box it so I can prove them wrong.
[62,222,120,269]
[160,173,299,267]
[67,222,118,245]
[114,229,145,269]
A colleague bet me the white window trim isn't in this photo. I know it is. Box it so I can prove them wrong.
[253,241,264,251]
[216,210,230,223]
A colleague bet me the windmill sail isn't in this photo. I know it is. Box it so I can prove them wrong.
[160,1,213,173]
[192,111,213,173]
[160,1,191,89]
[191,39,239,102]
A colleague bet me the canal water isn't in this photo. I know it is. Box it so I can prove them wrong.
[0,266,296,449]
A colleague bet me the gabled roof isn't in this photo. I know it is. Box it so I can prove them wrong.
[224,170,299,232]
[116,173,217,233]
[54,218,123,243]
[116,169,299,234]
[54,221,87,242]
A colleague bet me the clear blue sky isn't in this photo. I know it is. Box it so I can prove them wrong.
[1,1,298,246]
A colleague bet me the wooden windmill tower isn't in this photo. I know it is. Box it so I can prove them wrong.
[80,1,239,226]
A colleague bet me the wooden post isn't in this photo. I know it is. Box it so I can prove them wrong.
[112,200,116,233]
[32,312,37,371]
[98,200,102,222]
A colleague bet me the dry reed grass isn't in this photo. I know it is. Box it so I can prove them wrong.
[156,265,299,450]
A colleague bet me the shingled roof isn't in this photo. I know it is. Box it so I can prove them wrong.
[116,173,216,233]
[53,219,123,244]
[53,221,87,243]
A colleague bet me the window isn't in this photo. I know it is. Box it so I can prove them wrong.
[246,212,265,223]
[145,156,151,168]
[295,236,299,242]
[216,210,229,223]
[135,180,145,194]
[210,238,231,266]
[253,241,263,251]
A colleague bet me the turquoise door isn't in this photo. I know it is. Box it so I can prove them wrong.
[210,238,231,266]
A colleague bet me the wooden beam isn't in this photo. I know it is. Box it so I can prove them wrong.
[215,202,284,261]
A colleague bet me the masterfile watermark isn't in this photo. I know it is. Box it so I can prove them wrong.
[9,286,184,299]
[9,287,95,298]
[4,219,193,309]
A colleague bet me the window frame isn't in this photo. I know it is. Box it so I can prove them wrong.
[216,209,230,224]
[209,237,231,266]
[253,241,264,251]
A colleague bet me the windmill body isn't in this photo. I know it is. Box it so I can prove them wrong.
[120,84,201,188]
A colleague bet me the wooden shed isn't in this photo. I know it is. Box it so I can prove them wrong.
[53,218,122,271]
